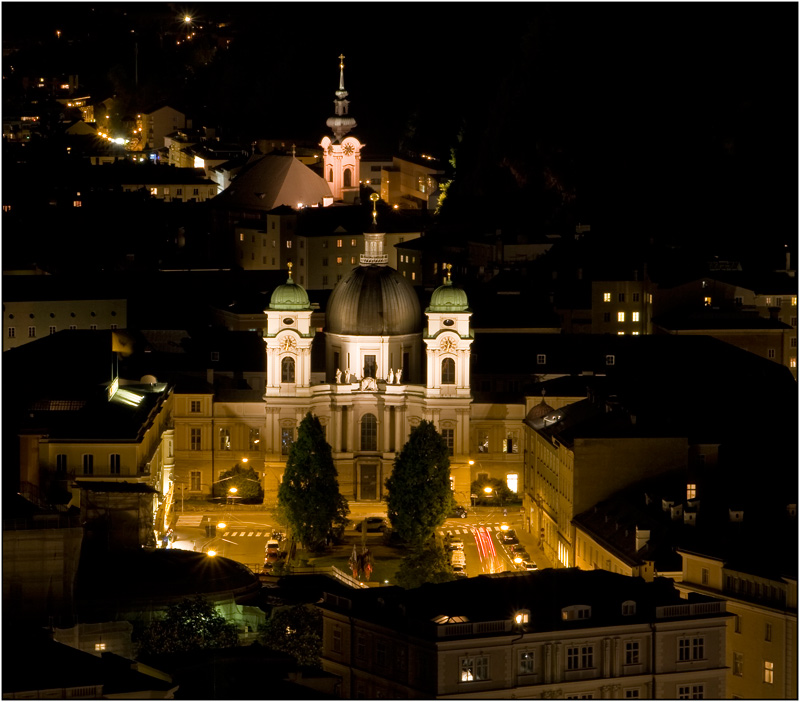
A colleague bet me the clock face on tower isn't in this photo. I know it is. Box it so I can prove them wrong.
[342,143,354,156]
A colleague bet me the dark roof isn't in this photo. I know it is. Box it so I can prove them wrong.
[75,481,158,494]
[4,629,175,696]
[319,569,724,641]
[653,310,792,331]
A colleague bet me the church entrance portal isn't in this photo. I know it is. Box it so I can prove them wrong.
[359,464,378,500]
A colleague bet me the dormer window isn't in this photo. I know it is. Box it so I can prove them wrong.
[622,600,636,616]
[514,609,530,625]
[561,605,591,621]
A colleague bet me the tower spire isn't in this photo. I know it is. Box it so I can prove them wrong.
[327,53,357,141]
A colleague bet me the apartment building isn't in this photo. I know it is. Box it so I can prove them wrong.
[319,568,729,699]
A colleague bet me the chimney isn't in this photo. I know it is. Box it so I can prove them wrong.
[635,528,650,552]
[728,508,744,523]
[207,368,214,385]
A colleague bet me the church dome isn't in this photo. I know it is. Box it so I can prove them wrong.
[427,269,470,313]
[326,265,421,336]
[269,266,310,311]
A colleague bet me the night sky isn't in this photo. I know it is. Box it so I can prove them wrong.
[3,2,797,256]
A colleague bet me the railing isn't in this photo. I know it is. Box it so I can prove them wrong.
[437,620,512,638]
[656,601,725,618]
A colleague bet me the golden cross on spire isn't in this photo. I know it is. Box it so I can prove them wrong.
[339,54,345,68]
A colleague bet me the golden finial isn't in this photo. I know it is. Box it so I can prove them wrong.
[339,53,345,68]
[287,261,293,281]
[370,192,379,225]
[446,263,452,282]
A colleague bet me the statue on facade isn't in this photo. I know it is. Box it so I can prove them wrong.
[387,369,394,384]
[335,368,342,384]
[360,377,377,391]
[344,368,351,383]
[396,368,402,384]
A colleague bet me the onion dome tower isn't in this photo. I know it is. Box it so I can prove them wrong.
[525,390,556,427]
[320,54,363,202]
[263,263,315,397]
[325,194,422,383]
[424,265,473,394]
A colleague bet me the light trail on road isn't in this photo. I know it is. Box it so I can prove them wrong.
[472,526,506,574]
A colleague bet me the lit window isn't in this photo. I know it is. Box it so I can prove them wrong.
[632,312,640,322]
[150,187,158,196]
[286,240,292,249]
[618,312,625,322]
[792,296,797,306]
[336,239,343,248]
[603,293,611,302]
[239,233,244,241]
[687,483,696,499]
[411,272,416,281]
[765,297,772,305]
[249,427,260,450]
[791,358,797,368]
[73,200,81,207]
[351,256,356,264]
[94,643,106,651]
[351,239,357,246]
[336,257,343,265]
[648,294,653,303]
[460,656,488,682]
[219,427,231,451]
[562,605,592,621]
[506,473,518,493]
[764,661,774,683]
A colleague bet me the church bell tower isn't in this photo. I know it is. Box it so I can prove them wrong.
[320,54,363,203]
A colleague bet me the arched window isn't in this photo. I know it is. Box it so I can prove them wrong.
[327,167,333,183]
[361,413,377,451]
[442,357,455,384]
[343,168,352,188]
[281,357,295,383]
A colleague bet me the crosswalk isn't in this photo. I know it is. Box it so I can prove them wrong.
[439,523,510,537]
[221,530,272,538]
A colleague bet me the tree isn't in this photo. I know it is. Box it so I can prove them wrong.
[137,595,238,657]
[395,545,456,589]
[471,477,515,505]
[278,412,349,553]
[385,420,451,548]
[213,462,264,503]
[257,605,322,667]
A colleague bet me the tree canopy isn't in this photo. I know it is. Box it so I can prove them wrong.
[278,412,349,553]
[213,462,264,503]
[257,605,322,667]
[137,595,238,658]
[394,545,456,590]
[385,420,452,548]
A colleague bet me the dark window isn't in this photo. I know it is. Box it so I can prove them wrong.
[364,355,377,378]
[109,454,121,475]
[442,358,455,384]
[282,357,295,383]
[361,413,378,451]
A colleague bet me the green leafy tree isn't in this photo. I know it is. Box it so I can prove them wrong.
[471,477,515,505]
[137,596,238,657]
[278,413,349,553]
[213,463,264,503]
[395,545,456,589]
[385,420,451,548]
[257,605,322,666]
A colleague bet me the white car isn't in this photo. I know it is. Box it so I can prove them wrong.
[450,550,466,566]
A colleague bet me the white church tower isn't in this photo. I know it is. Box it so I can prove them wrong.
[320,54,363,203]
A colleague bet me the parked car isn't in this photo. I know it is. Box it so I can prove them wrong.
[449,505,468,519]
[522,560,538,571]
[265,539,281,562]
[452,564,468,577]
[509,545,531,561]
[355,517,389,532]
[450,550,466,566]
[446,537,464,551]
[500,533,519,546]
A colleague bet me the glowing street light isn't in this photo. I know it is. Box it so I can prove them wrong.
[217,522,226,529]
[207,550,217,557]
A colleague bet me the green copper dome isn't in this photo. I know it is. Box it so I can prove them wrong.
[427,276,469,313]
[269,266,310,311]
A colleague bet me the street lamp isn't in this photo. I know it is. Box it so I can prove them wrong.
[207,550,217,557]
